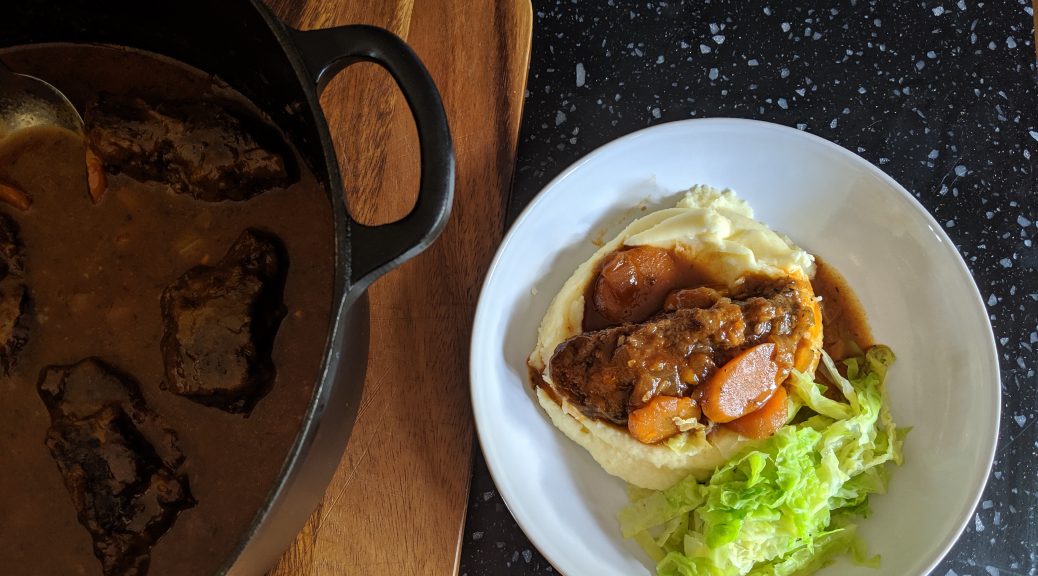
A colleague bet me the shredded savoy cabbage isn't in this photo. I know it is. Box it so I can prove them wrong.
[619,346,907,576]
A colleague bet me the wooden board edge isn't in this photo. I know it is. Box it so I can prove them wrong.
[449,0,533,574]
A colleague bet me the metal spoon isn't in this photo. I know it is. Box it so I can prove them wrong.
[0,61,84,139]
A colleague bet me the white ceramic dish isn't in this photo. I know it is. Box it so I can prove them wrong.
[470,118,1000,576]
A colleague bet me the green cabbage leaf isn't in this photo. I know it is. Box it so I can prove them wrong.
[620,346,906,576]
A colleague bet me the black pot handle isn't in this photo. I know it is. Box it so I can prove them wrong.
[289,24,454,290]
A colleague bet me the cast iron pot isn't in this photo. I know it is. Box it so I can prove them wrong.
[0,1,454,574]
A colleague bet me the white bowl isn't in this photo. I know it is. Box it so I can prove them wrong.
[470,118,1000,576]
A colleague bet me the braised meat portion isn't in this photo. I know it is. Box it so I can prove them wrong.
[37,359,194,576]
[0,212,28,374]
[549,279,811,425]
[161,229,287,413]
[86,94,295,201]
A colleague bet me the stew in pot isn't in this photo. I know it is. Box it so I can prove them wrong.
[0,44,334,576]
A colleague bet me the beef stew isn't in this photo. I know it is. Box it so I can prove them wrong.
[0,44,334,576]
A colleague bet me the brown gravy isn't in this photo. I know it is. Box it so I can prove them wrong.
[811,258,874,361]
[0,45,333,575]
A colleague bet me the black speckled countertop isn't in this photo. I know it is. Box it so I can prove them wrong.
[460,1,1037,575]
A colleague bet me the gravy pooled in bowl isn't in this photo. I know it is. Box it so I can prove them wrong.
[0,45,333,576]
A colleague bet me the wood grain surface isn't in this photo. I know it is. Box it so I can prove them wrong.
[262,0,532,574]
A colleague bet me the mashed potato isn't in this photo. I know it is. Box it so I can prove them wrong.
[530,185,822,490]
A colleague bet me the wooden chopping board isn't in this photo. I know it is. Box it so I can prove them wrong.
[262,0,532,574]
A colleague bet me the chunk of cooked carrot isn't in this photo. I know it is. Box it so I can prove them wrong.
[700,343,778,424]
[85,147,108,204]
[594,246,680,325]
[724,385,788,439]
[0,181,30,211]
[627,395,699,444]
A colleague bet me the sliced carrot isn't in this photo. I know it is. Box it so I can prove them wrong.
[0,181,30,211]
[700,343,778,424]
[85,147,108,204]
[594,246,680,325]
[724,385,788,439]
[627,395,700,444]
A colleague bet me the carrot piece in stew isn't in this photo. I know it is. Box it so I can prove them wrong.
[700,342,779,424]
[85,147,108,204]
[724,385,788,439]
[0,181,30,211]
[627,395,700,444]
[593,246,680,325]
